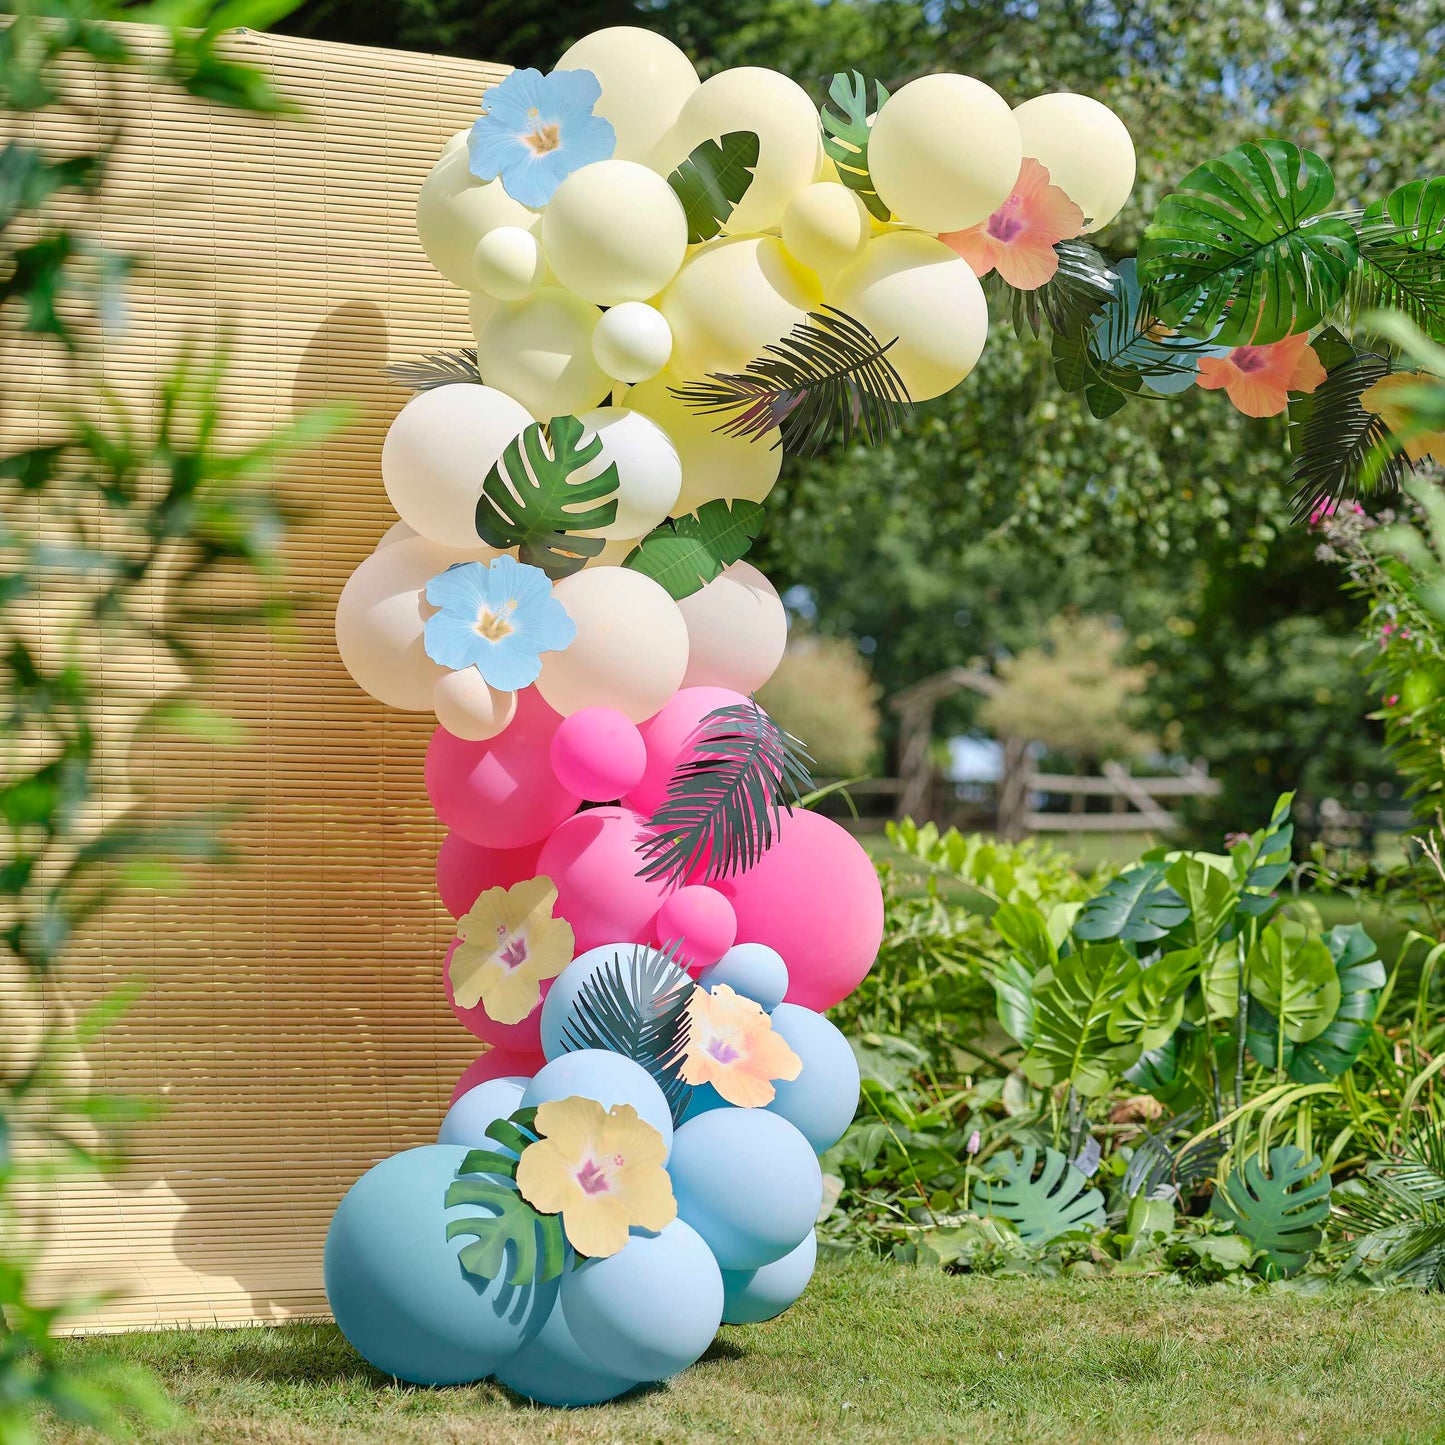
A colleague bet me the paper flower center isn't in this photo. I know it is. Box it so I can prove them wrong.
[524,122,562,156]
[475,605,514,642]
[1231,345,1268,373]
[706,1031,742,1065]
[495,926,528,971]
[576,1157,615,1195]
[986,197,1025,243]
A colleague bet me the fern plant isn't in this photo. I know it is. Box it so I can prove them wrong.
[385,347,481,391]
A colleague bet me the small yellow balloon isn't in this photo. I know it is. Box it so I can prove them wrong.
[1013,92,1136,233]
[474,287,611,420]
[416,139,539,291]
[781,182,870,278]
[472,225,546,300]
[593,301,674,383]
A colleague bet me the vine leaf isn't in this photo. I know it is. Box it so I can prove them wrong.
[385,347,481,391]
[1006,237,1117,341]
[623,498,765,600]
[668,306,911,456]
[638,701,815,888]
[978,1146,1106,1246]
[1210,1144,1330,1279]
[1138,140,1359,346]
[1073,861,1188,944]
[820,70,891,222]
[474,415,618,579]
[666,131,760,244]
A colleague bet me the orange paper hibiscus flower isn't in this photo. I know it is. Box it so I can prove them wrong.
[1359,371,1445,464]
[680,983,802,1107]
[1195,332,1326,418]
[450,876,574,1024]
[940,158,1085,290]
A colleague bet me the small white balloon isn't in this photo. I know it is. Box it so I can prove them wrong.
[677,560,787,694]
[474,288,611,421]
[472,225,546,300]
[781,182,870,278]
[1013,92,1136,233]
[431,668,518,741]
[594,302,674,383]
[416,141,540,290]
[573,408,682,540]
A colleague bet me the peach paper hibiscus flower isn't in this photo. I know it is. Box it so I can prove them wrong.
[1194,332,1325,418]
[1358,371,1445,464]
[940,158,1085,290]
[449,875,574,1024]
[680,983,802,1107]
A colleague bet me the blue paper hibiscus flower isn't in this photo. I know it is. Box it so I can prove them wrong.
[424,556,576,692]
[468,68,616,209]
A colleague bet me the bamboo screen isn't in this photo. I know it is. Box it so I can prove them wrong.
[2,26,506,1329]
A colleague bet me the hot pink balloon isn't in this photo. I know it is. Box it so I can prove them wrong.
[444,938,551,1052]
[716,808,883,1011]
[425,687,579,848]
[550,706,648,801]
[450,1047,547,1108]
[654,885,738,972]
[626,685,752,818]
[435,833,544,919]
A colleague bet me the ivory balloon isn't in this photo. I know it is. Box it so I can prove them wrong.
[867,74,1021,233]
[554,27,699,164]
[781,182,870,278]
[1013,92,1136,233]
[593,301,673,383]
[381,383,533,545]
[474,288,611,421]
[572,407,681,540]
[471,225,545,300]
[829,232,989,401]
[416,141,540,290]
[541,160,687,305]
[431,668,517,742]
[537,568,689,723]
[677,561,787,694]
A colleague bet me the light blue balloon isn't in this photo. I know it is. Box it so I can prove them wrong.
[437,1076,528,1148]
[670,1109,822,1270]
[697,942,789,1012]
[721,1230,817,1324]
[495,1290,640,1406]
[765,1005,860,1153]
[324,1145,555,1385]
[540,943,689,1061]
[561,1219,723,1381]
[521,1049,673,1156]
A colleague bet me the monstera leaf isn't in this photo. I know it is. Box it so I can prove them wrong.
[666,131,760,244]
[1210,1145,1330,1278]
[623,498,765,600]
[1021,943,1142,1097]
[1165,856,1238,950]
[1138,141,1359,346]
[979,1146,1106,1246]
[474,415,618,578]
[820,70,891,221]
[1107,947,1201,1053]
[1074,861,1188,944]
[1245,920,1341,1057]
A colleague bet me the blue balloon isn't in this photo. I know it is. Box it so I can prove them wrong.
[521,1049,674,1156]
[669,1109,821,1270]
[437,1075,528,1147]
[765,1005,860,1153]
[561,1219,723,1381]
[324,1145,555,1384]
[495,1290,640,1406]
[697,942,788,1011]
[721,1230,817,1324]
[541,943,690,1061]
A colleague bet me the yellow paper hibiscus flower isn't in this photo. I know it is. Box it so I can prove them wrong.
[450,875,574,1024]
[680,983,802,1107]
[514,1097,675,1258]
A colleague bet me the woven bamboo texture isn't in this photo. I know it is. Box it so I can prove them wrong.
[1,26,503,1330]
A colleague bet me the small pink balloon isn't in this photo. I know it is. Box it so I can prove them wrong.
[536,805,672,954]
[425,687,579,848]
[435,833,544,918]
[550,706,648,801]
[654,885,738,972]
[716,808,883,1011]
[626,685,752,819]
[450,1047,547,1108]
[444,938,552,1052]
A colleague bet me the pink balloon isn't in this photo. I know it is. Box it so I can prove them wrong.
[626,685,752,819]
[550,706,648,801]
[425,688,579,848]
[450,1047,547,1108]
[653,885,738,972]
[444,938,552,1052]
[715,808,883,1011]
[435,833,544,918]
[535,805,672,954]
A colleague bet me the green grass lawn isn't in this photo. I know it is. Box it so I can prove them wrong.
[45,1258,1445,1444]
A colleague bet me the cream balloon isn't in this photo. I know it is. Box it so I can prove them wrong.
[377,519,506,559]
[541,160,688,305]
[416,140,540,290]
[829,232,989,401]
[381,384,533,545]
[660,236,821,381]
[677,560,787,694]
[472,225,545,300]
[573,407,682,540]
[536,567,689,723]
[867,74,1021,233]
[781,182,870,277]
[468,287,500,340]
[1013,92,1136,233]
[593,301,673,383]
[554,26,700,163]
[474,287,611,420]
[431,668,517,742]
[650,68,822,233]
[625,375,782,516]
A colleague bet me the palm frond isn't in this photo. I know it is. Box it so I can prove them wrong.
[1341,243,1445,345]
[1121,1107,1222,1201]
[385,347,481,391]
[668,306,911,456]
[638,701,815,888]
[1335,1124,1445,1289]
[1006,238,1118,341]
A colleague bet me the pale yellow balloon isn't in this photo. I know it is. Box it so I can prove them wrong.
[431,668,517,741]
[828,231,989,402]
[472,225,546,300]
[416,140,540,291]
[1013,92,1136,233]
[554,26,700,163]
[583,536,644,569]
[782,182,870,277]
[626,375,782,515]
[541,160,688,305]
[659,236,821,381]
[572,407,682,540]
[536,567,690,723]
[474,287,612,420]
[677,560,787,694]
[593,301,673,383]
[867,74,1021,233]
[650,67,823,233]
